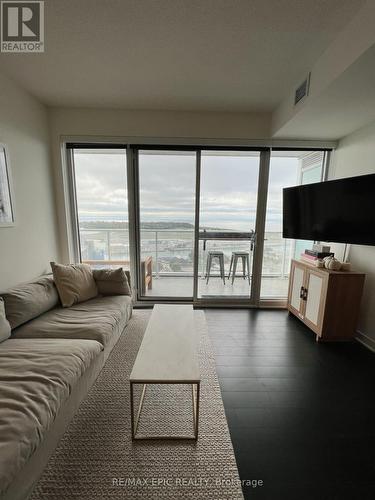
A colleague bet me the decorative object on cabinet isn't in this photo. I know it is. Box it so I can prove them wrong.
[323,256,342,271]
[287,259,365,342]
[300,248,335,267]
[312,243,331,253]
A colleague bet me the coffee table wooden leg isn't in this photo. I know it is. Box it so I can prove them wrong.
[130,382,135,440]
[193,382,200,440]
[134,384,147,436]
[192,384,196,425]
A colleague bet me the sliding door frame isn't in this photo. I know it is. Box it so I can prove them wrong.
[133,145,199,303]
[126,146,139,298]
[195,147,268,307]
[63,140,333,308]
[193,150,201,302]
[132,145,268,305]
[64,147,82,264]
[251,149,270,306]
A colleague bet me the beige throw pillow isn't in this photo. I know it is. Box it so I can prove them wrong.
[93,268,131,296]
[0,298,11,343]
[50,262,98,308]
[1,275,59,329]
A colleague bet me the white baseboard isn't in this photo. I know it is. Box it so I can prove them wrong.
[355,330,375,353]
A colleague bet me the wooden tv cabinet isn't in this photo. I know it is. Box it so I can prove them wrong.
[287,259,365,342]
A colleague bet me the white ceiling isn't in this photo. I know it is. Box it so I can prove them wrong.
[0,0,366,111]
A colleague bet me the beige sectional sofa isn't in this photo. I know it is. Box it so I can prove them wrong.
[12,294,132,360]
[0,271,133,500]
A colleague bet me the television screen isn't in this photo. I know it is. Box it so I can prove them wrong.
[283,173,375,245]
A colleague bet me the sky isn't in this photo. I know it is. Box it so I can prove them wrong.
[74,150,301,232]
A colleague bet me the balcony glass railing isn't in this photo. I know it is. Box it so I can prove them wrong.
[79,228,293,279]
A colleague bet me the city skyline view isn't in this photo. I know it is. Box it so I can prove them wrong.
[72,148,317,298]
[74,150,300,232]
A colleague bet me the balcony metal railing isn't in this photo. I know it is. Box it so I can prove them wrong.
[79,228,293,278]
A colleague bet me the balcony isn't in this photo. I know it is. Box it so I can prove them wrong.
[80,228,293,299]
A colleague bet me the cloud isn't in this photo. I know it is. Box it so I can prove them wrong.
[74,150,301,230]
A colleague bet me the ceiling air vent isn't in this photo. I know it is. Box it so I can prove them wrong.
[294,73,311,105]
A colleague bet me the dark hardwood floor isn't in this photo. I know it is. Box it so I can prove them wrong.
[205,309,375,500]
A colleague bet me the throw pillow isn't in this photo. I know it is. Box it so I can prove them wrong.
[93,268,131,296]
[1,275,59,329]
[50,262,98,308]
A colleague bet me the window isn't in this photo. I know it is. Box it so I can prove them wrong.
[67,145,330,304]
[260,150,325,299]
[72,148,130,269]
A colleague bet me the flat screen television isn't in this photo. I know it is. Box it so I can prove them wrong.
[283,173,375,245]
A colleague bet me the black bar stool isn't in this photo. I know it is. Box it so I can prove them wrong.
[228,252,251,284]
[206,251,225,284]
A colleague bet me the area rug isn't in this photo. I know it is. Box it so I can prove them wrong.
[31,310,244,499]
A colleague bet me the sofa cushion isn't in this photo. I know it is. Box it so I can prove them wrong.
[93,268,131,296]
[0,298,11,343]
[1,275,59,329]
[0,338,102,496]
[51,262,98,308]
[12,295,133,347]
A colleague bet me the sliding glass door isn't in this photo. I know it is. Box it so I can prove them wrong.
[136,149,262,302]
[197,151,260,300]
[137,150,196,299]
[69,144,330,305]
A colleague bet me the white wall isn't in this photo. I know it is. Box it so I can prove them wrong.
[49,107,271,141]
[49,106,271,262]
[330,120,375,348]
[0,72,60,289]
[272,0,375,138]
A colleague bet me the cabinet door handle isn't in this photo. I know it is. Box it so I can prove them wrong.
[300,286,304,299]
[303,288,308,301]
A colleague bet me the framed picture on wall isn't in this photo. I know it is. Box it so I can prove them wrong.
[0,145,15,227]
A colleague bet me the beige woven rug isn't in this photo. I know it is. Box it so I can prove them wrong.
[31,310,244,500]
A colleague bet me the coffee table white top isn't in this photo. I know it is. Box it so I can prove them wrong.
[130,304,200,383]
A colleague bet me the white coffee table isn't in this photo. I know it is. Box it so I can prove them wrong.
[129,304,200,440]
